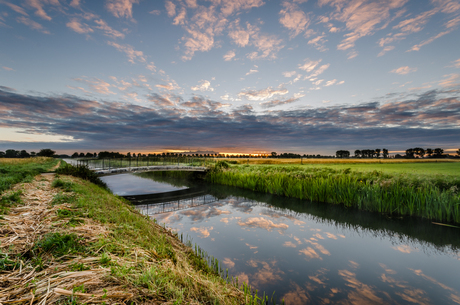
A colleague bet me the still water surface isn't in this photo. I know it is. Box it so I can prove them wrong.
[104,173,460,304]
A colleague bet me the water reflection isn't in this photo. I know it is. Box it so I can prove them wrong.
[114,173,460,304]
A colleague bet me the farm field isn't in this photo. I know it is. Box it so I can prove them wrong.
[220,158,460,176]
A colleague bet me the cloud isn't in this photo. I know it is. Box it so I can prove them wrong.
[165,1,176,17]
[146,62,156,71]
[66,18,93,34]
[260,97,299,108]
[4,2,28,16]
[319,0,408,52]
[2,66,14,71]
[308,35,328,52]
[190,226,213,238]
[245,69,258,75]
[283,71,297,77]
[279,1,310,38]
[452,59,460,68]
[94,19,125,39]
[237,217,289,231]
[377,45,395,57]
[220,0,265,16]
[16,16,50,34]
[73,77,115,95]
[191,80,214,92]
[105,0,139,19]
[324,79,337,86]
[299,59,321,72]
[1,88,459,151]
[26,0,53,21]
[149,9,161,15]
[238,87,289,101]
[407,30,453,52]
[107,41,146,63]
[390,66,417,75]
[439,73,460,87]
[223,50,236,61]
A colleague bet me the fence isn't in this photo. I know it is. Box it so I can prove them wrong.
[75,156,211,170]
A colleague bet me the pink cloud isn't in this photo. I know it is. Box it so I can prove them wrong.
[105,0,139,19]
[66,18,93,34]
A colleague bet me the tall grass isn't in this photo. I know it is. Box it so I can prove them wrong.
[206,164,460,224]
[0,157,58,195]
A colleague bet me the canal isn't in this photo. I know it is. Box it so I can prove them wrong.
[101,172,460,304]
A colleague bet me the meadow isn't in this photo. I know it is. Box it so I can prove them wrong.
[206,159,460,224]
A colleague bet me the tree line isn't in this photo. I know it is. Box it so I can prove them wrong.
[0,149,56,158]
[336,148,460,158]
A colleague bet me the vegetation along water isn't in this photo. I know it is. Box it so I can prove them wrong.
[205,160,460,224]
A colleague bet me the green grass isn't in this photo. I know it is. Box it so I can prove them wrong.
[0,157,59,197]
[53,175,249,304]
[206,163,460,224]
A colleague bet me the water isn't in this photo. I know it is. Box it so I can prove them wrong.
[100,173,187,195]
[107,173,460,304]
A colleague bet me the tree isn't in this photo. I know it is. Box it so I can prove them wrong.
[270,152,277,158]
[79,153,85,157]
[375,149,381,158]
[426,148,433,157]
[434,148,444,157]
[382,148,389,158]
[85,152,93,158]
[5,149,19,158]
[0,151,5,158]
[457,149,460,157]
[19,150,30,158]
[405,148,415,158]
[354,150,361,158]
[71,152,79,158]
[37,149,56,157]
[336,150,350,158]
[414,147,425,158]
[30,151,36,157]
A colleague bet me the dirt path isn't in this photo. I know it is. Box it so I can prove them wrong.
[0,174,134,304]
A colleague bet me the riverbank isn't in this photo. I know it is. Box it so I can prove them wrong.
[205,162,460,224]
[0,159,249,304]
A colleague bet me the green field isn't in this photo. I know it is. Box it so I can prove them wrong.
[287,162,460,176]
[206,161,460,224]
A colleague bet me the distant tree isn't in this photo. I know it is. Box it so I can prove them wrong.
[457,149,460,157]
[94,152,98,158]
[85,152,93,158]
[19,150,30,158]
[354,150,361,158]
[426,148,433,157]
[414,147,425,158]
[0,151,5,158]
[336,150,350,158]
[79,153,85,157]
[37,149,56,157]
[71,152,79,158]
[375,149,381,158]
[382,148,389,158]
[434,148,444,157]
[30,151,36,157]
[405,148,415,158]
[127,152,132,158]
[270,152,277,158]
[5,149,19,158]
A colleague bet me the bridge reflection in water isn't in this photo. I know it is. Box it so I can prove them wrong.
[122,188,218,215]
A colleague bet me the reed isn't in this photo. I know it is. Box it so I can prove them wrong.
[206,164,460,224]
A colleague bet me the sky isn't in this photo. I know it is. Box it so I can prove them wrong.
[0,0,459,155]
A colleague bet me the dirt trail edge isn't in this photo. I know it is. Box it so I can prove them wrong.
[0,174,136,304]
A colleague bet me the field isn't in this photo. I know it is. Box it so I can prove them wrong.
[206,160,460,224]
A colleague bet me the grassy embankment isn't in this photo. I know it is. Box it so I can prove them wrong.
[0,159,260,304]
[0,157,59,215]
[206,159,460,224]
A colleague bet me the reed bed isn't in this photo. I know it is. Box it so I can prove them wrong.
[206,164,460,224]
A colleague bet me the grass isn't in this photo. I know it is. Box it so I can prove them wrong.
[206,162,460,224]
[51,175,253,304]
[0,157,59,196]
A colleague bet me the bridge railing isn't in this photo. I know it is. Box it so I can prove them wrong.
[76,156,212,170]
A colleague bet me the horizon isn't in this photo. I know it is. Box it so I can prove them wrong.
[1,0,459,154]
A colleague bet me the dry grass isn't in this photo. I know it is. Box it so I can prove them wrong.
[0,157,53,165]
